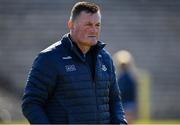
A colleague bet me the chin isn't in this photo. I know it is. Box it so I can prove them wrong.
[90,40,98,45]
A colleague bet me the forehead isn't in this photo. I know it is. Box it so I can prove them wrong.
[76,11,101,23]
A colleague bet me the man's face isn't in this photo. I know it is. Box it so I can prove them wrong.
[70,11,101,47]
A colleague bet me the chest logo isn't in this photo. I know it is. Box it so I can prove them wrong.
[62,56,72,60]
[65,65,76,72]
[102,65,107,72]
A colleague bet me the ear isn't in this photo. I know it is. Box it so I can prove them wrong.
[68,20,74,30]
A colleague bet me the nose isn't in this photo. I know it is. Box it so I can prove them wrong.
[90,25,98,33]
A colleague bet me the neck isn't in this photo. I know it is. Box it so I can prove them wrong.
[75,42,90,54]
[69,33,90,54]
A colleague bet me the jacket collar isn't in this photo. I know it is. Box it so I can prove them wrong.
[61,33,106,62]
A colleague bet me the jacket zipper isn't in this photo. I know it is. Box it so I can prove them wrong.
[84,62,99,123]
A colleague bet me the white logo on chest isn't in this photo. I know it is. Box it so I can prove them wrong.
[102,65,107,71]
[65,65,76,72]
[62,56,72,60]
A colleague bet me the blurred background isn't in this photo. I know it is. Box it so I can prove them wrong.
[0,0,180,124]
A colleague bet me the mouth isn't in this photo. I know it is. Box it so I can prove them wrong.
[88,35,96,38]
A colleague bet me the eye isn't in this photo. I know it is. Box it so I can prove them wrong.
[96,23,101,27]
[85,22,92,26]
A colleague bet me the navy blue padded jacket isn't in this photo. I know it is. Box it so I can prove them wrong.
[22,34,127,124]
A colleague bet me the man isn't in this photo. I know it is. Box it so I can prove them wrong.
[114,50,138,123]
[22,1,127,124]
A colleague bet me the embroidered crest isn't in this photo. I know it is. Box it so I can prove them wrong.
[102,64,107,71]
[65,65,76,72]
[98,54,102,58]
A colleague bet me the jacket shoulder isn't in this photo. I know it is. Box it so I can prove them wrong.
[100,49,113,62]
[41,41,62,54]
[32,41,64,68]
[39,40,68,59]
[100,49,115,74]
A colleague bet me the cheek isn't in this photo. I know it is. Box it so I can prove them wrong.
[82,27,89,32]
[75,27,90,38]
[80,28,89,37]
[74,28,82,36]
[75,29,86,40]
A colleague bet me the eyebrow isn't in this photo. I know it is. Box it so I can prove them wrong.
[85,22,101,25]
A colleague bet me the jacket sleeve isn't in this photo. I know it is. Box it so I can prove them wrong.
[109,59,128,124]
[21,53,57,124]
